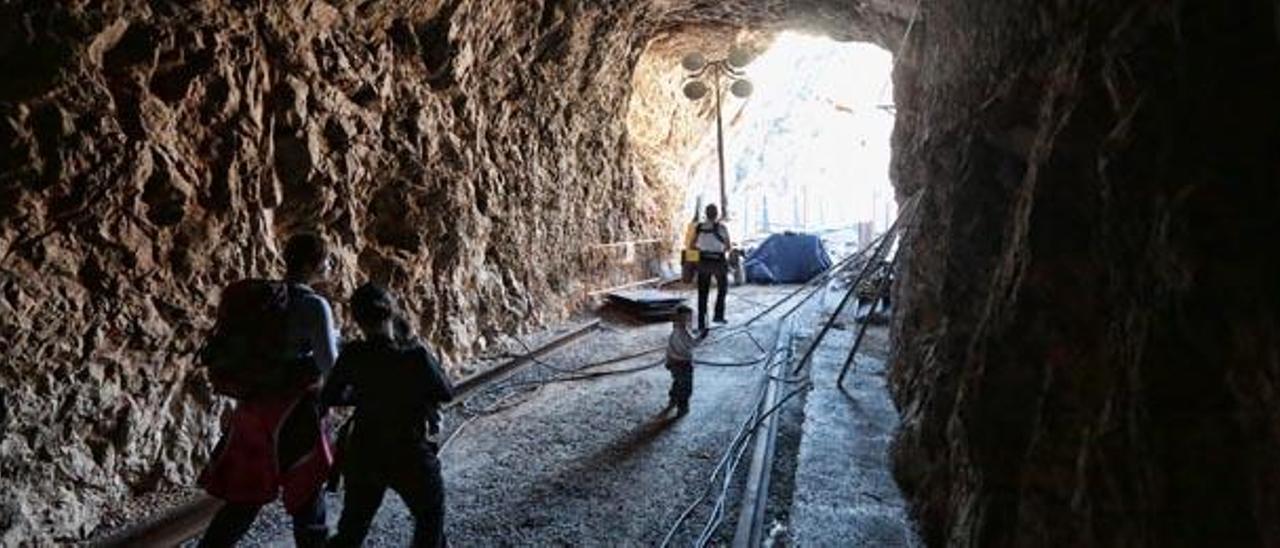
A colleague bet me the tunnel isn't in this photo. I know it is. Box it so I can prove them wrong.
[1,0,1278,545]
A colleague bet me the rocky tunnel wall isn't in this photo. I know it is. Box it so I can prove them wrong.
[0,0,916,540]
[889,2,1280,546]
[4,0,1276,545]
[0,0,671,540]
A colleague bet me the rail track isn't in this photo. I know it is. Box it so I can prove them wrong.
[663,193,918,547]
[92,193,918,547]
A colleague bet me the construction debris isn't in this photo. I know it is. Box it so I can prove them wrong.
[603,290,689,322]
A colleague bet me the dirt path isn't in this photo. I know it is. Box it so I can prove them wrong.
[220,286,817,547]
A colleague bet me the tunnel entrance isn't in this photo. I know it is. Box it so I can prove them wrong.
[7,1,1276,544]
[716,34,896,245]
[626,31,897,259]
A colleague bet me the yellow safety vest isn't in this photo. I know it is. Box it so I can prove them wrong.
[682,221,700,263]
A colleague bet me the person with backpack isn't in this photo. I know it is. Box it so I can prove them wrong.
[322,283,454,548]
[688,203,733,335]
[197,233,339,548]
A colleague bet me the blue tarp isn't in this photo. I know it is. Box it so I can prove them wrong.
[744,232,833,284]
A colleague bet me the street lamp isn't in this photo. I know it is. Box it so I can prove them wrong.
[681,46,753,220]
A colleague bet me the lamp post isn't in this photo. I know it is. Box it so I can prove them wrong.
[681,46,753,220]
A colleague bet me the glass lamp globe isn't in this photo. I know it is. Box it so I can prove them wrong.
[683,80,710,100]
[727,46,752,69]
[730,79,753,98]
[681,52,707,72]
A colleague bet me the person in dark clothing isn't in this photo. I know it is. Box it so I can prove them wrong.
[664,305,698,416]
[690,204,732,335]
[199,232,338,548]
[323,283,454,548]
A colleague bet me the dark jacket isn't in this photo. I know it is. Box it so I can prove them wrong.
[321,336,455,449]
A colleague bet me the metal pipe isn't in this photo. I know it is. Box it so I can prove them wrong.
[88,496,222,548]
[731,357,783,547]
[585,277,662,296]
[447,320,601,403]
[787,197,915,376]
[714,65,728,219]
[836,256,897,390]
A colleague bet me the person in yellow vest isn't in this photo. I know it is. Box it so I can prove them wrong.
[687,204,732,334]
[681,207,701,283]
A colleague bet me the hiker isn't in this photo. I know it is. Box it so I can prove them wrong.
[689,203,733,334]
[197,233,339,548]
[323,283,454,548]
[664,305,698,417]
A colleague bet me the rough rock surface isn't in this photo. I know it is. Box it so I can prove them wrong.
[0,0,670,541]
[625,27,761,225]
[12,0,1273,546]
[888,2,1280,546]
[0,0,915,541]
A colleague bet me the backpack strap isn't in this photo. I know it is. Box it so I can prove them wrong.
[696,222,728,246]
[286,282,313,298]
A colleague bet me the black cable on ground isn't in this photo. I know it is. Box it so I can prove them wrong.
[744,330,768,354]
[658,219,915,546]
[444,383,549,454]
[509,333,665,373]
[659,314,803,548]
[453,234,868,489]
[659,378,769,548]
[696,381,811,546]
[450,219,903,547]
[496,253,861,390]
[472,222,875,403]
[505,358,667,387]
[692,327,806,546]
[438,415,479,455]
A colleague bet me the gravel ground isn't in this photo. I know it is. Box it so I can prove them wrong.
[90,487,194,536]
[183,285,822,547]
[758,371,809,547]
[105,279,913,548]
[788,319,920,547]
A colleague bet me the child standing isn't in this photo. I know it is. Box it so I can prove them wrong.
[665,305,698,417]
[322,283,454,547]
